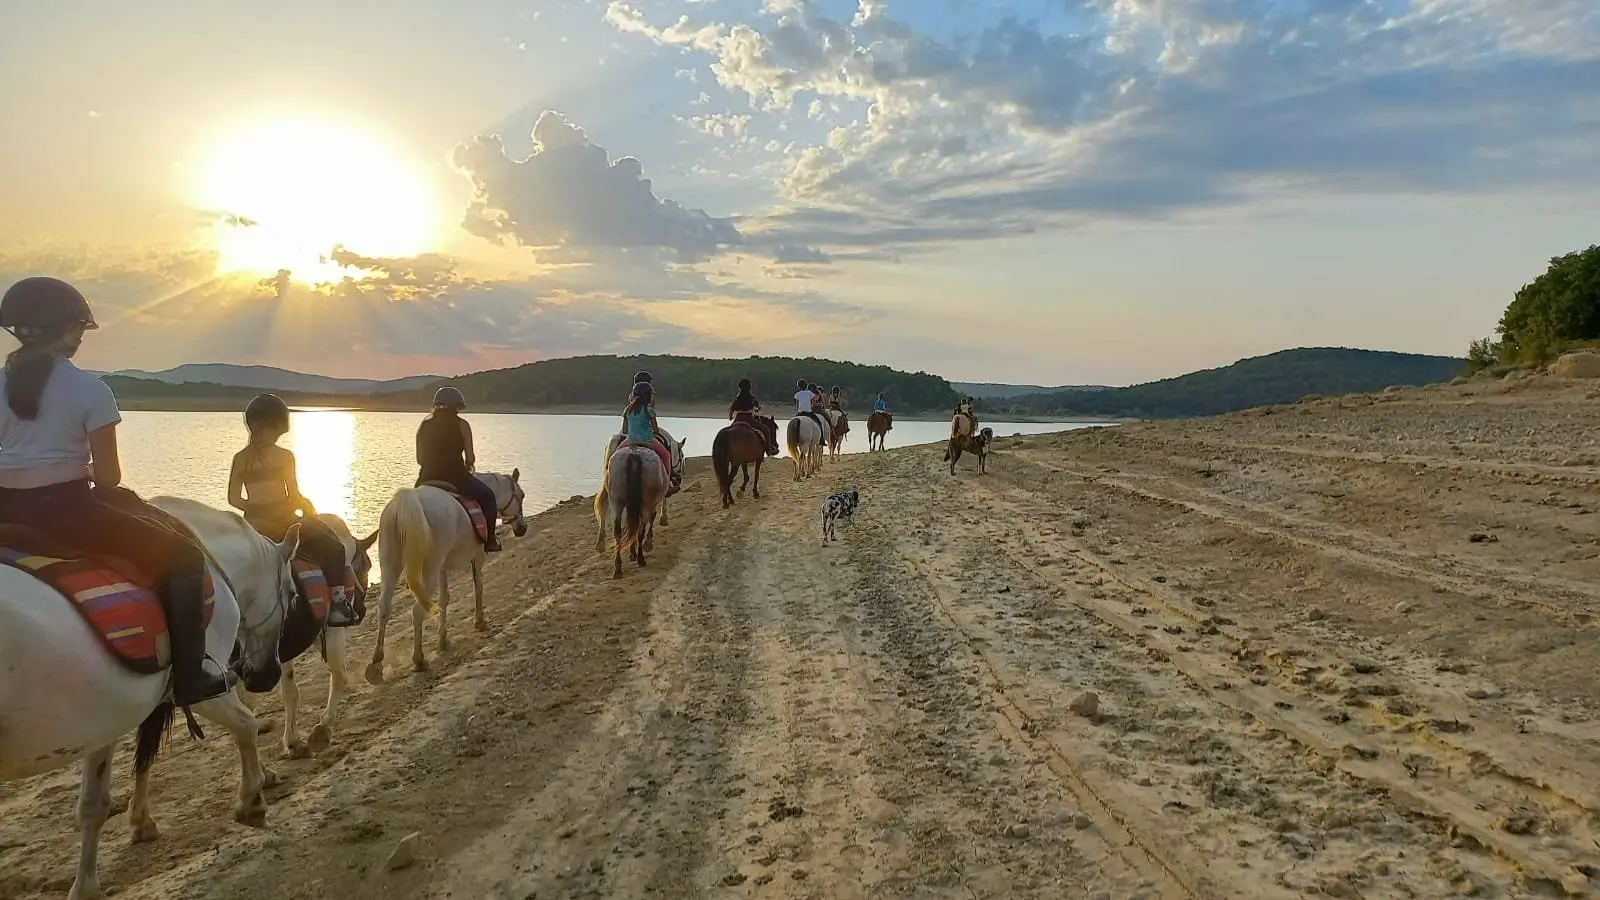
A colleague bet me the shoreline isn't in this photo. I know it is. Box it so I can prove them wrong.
[114,397,1129,425]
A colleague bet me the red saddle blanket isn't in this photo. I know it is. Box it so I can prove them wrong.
[418,482,490,543]
[0,544,216,676]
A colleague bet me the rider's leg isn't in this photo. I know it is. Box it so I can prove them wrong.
[46,481,232,707]
[299,518,357,625]
[457,474,503,552]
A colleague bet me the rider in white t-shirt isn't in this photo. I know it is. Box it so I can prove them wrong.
[793,378,814,414]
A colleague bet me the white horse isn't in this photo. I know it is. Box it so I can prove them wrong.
[364,471,527,684]
[602,425,686,526]
[787,414,831,480]
[824,408,849,459]
[0,496,302,900]
[274,514,377,760]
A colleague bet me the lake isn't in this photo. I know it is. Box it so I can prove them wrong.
[117,410,1103,552]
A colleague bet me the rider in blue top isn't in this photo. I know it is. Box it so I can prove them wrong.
[874,393,887,413]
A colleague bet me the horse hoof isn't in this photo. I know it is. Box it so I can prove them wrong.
[129,816,160,844]
[235,803,268,829]
[256,718,275,735]
[285,740,311,760]
[307,725,332,753]
[261,768,281,788]
[413,657,430,673]
[364,663,385,685]
[67,882,108,900]
[474,617,490,632]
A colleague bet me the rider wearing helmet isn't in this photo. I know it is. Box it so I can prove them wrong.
[729,378,760,424]
[228,393,356,626]
[620,381,672,477]
[793,378,821,427]
[415,387,502,552]
[0,276,229,707]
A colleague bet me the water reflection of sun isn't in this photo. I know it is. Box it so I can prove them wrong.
[285,409,356,525]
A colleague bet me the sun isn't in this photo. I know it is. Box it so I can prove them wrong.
[192,118,439,283]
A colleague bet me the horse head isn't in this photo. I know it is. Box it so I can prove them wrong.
[756,415,780,456]
[485,469,529,538]
[237,520,304,693]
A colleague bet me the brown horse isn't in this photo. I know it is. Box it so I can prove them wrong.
[711,415,780,507]
[866,411,892,451]
[948,426,993,475]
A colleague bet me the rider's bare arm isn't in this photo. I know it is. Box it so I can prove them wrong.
[88,422,121,489]
[226,451,247,511]
[283,449,315,516]
[460,419,476,471]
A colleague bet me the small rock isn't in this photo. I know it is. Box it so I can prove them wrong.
[1457,876,1478,895]
[1306,607,1327,622]
[1073,814,1093,830]
[1069,692,1100,717]
[1005,823,1031,839]
[386,832,422,871]
[1562,869,1592,895]
[1468,532,1498,544]
[1465,689,1493,700]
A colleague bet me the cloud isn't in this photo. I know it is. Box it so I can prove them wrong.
[451,109,743,262]
[0,240,876,377]
[606,0,1600,247]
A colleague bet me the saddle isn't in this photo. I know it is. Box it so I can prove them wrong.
[0,518,217,676]
[417,481,492,544]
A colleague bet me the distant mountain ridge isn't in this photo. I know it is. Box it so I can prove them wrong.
[98,364,440,395]
[954,381,1108,398]
[997,347,1466,418]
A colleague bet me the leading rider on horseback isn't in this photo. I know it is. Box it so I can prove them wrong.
[729,378,760,424]
[0,276,229,708]
[415,386,503,552]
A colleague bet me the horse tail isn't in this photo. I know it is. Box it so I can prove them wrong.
[712,427,734,493]
[619,453,646,553]
[394,488,436,616]
[133,701,176,775]
[786,417,800,458]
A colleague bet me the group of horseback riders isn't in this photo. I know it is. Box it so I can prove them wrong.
[0,275,508,717]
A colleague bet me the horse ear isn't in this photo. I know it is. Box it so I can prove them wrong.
[280,522,304,562]
[511,467,520,482]
[357,530,379,552]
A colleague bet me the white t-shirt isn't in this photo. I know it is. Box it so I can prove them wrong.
[0,358,122,488]
[794,389,814,413]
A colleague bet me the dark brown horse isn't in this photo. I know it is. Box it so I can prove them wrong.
[712,415,781,507]
[866,411,892,452]
[948,426,994,475]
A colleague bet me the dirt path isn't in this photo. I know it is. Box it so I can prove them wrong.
[5,378,1600,898]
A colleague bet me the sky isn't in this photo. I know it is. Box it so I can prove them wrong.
[1,0,1596,387]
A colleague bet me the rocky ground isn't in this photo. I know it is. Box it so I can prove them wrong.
[4,372,1600,899]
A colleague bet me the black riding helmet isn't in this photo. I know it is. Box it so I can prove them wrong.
[796,378,807,389]
[244,393,291,432]
[737,378,752,392]
[1,276,98,342]
[633,370,653,385]
[433,386,466,409]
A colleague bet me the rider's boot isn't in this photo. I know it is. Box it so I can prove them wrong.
[484,531,504,553]
[164,572,230,707]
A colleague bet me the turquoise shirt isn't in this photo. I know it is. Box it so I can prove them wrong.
[624,407,655,442]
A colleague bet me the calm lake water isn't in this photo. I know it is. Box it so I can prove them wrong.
[117,410,1103,550]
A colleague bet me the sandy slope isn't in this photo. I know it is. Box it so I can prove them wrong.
[5,375,1600,899]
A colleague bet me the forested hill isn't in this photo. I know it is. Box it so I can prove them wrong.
[997,348,1464,418]
[436,354,960,410]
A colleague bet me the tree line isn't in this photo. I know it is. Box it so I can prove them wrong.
[1467,244,1600,371]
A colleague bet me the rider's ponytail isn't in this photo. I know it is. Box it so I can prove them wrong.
[5,343,59,421]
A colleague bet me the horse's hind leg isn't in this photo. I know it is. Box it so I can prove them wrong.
[594,487,609,553]
[67,746,113,900]
[128,757,159,844]
[751,460,763,499]
[612,510,625,578]
[309,627,349,752]
[436,572,454,655]
[193,692,270,827]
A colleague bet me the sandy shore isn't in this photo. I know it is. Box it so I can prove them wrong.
[5,372,1600,898]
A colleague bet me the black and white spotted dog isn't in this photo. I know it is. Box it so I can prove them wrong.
[822,489,860,543]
